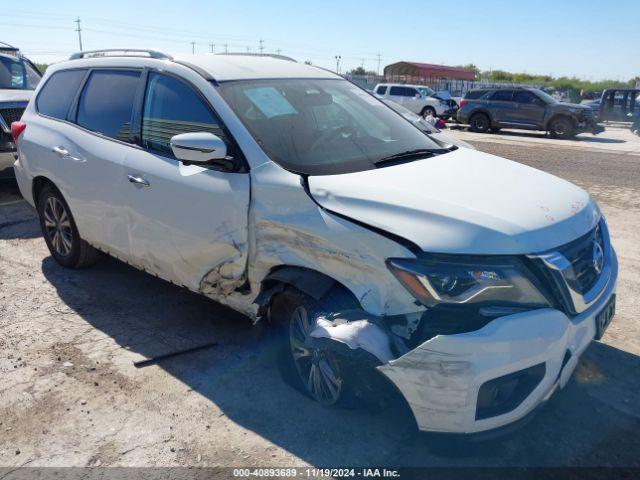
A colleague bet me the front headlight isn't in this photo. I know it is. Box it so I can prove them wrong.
[387,255,549,308]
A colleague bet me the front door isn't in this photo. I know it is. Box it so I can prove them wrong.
[512,90,546,128]
[122,71,250,295]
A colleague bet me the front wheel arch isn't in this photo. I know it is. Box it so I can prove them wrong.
[256,265,361,322]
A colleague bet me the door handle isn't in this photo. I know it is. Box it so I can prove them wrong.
[127,174,150,187]
[52,146,70,157]
[51,146,84,162]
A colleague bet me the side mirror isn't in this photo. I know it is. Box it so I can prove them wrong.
[170,132,228,164]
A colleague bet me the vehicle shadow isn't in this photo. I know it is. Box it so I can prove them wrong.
[449,126,627,144]
[0,180,40,240]
[40,254,640,468]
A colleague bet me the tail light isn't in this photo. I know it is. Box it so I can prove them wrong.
[459,99,468,108]
[10,121,26,144]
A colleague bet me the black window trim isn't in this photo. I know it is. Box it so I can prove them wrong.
[135,67,249,173]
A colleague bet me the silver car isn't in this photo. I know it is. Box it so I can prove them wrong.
[0,42,41,178]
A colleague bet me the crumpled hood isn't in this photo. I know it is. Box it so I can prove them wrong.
[0,89,32,103]
[308,148,600,255]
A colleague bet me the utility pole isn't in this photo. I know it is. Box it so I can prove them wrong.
[361,58,365,69]
[334,55,341,74]
[276,48,282,55]
[224,43,228,54]
[246,46,251,53]
[191,42,196,53]
[259,38,264,54]
[74,17,83,52]
[376,53,381,76]
[209,43,215,53]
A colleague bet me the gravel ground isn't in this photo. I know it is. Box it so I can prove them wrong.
[1,130,639,470]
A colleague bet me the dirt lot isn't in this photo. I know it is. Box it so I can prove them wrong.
[1,126,639,470]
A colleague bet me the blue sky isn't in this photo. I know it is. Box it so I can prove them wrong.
[2,0,638,80]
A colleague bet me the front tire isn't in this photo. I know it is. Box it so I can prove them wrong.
[549,117,575,139]
[469,113,491,133]
[37,184,99,268]
[271,289,346,406]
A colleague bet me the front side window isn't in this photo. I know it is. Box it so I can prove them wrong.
[141,73,225,157]
[514,91,540,104]
[491,90,515,102]
[376,85,387,95]
[77,70,140,141]
[217,78,443,175]
[0,55,41,90]
[36,69,86,120]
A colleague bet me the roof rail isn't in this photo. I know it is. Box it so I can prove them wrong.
[215,52,296,62]
[0,41,18,50]
[69,49,173,60]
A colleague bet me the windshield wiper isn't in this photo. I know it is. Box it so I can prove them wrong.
[375,148,450,167]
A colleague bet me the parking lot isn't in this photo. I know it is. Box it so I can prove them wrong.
[1,126,639,469]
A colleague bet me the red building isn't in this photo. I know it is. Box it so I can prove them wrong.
[384,61,477,94]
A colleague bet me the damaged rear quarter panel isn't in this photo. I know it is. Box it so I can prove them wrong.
[248,161,420,317]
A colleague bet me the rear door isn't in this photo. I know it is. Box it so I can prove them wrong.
[28,68,140,258]
[489,89,516,125]
[512,90,546,127]
[64,69,142,257]
[122,71,250,294]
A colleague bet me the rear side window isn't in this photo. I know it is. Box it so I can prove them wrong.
[376,85,387,95]
[76,70,140,142]
[141,72,225,156]
[389,86,417,97]
[36,70,86,120]
[491,90,514,102]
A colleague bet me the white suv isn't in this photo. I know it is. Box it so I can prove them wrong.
[12,50,618,435]
[374,83,453,118]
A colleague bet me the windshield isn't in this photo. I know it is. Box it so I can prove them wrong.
[381,98,439,133]
[418,87,435,97]
[0,55,41,90]
[217,78,442,175]
[533,89,557,104]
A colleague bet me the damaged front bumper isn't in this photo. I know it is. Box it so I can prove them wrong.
[312,256,617,434]
[378,279,617,434]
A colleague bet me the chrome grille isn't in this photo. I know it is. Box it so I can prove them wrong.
[529,219,613,315]
[555,223,604,294]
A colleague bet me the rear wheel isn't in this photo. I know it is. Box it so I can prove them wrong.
[37,184,99,268]
[469,113,491,133]
[549,117,575,139]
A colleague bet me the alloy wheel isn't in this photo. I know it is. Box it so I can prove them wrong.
[289,305,343,405]
[43,196,73,257]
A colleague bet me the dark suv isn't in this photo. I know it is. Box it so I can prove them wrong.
[457,87,603,139]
